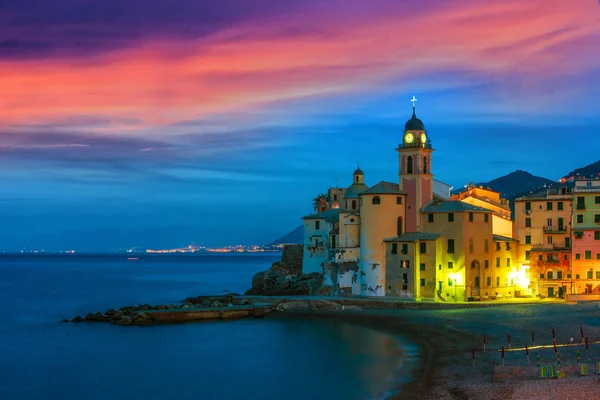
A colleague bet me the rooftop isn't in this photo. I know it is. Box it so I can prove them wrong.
[301,209,342,223]
[493,234,518,242]
[421,200,490,213]
[384,232,442,242]
[360,181,406,195]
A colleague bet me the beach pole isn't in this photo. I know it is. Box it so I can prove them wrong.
[577,350,581,364]
[472,348,475,367]
[483,334,487,353]
[553,341,558,360]
[580,326,584,343]
[552,328,556,341]
[585,336,589,360]
[557,352,561,367]
[502,346,505,366]
[508,333,511,350]
[531,330,535,347]
[536,353,540,369]
[526,345,529,366]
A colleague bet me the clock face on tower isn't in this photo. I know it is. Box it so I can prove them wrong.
[405,133,414,143]
[420,133,427,144]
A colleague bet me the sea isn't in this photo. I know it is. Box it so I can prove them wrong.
[0,253,417,400]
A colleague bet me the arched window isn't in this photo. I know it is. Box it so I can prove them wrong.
[397,216,403,236]
[471,260,480,269]
[423,157,428,174]
[372,196,381,205]
[407,156,413,174]
[355,176,359,182]
[352,200,357,210]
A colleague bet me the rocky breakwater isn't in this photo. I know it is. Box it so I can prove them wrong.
[67,294,277,326]
[245,244,332,296]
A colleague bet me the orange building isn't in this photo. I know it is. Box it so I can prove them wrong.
[514,185,573,298]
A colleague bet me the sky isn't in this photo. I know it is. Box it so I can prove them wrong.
[1,0,599,250]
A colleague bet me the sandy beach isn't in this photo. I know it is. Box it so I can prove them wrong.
[277,301,600,400]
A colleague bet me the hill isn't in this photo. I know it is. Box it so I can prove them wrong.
[562,160,600,181]
[480,170,555,200]
[270,224,303,245]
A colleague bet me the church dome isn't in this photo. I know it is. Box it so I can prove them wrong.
[405,108,425,131]
[354,168,364,176]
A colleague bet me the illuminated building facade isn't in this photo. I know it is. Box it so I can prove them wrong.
[514,186,573,298]
[571,179,600,294]
[301,99,526,301]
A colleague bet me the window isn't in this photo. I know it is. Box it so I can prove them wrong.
[525,218,531,228]
[565,237,571,248]
[448,261,453,269]
[558,218,564,229]
[596,196,600,204]
[597,254,600,260]
[557,202,563,210]
[547,271,553,279]
[401,244,408,254]
[525,235,531,244]
[595,214,600,223]
[397,217,403,236]
[469,239,474,254]
[315,221,320,230]
[331,235,337,248]
[540,274,545,279]
[568,274,572,279]
[525,202,531,211]
[547,218,553,227]
[595,231,600,240]
[484,214,489,223]
[396,196,402,205]
[576,253,581,260]
[487,277,491,287]
[407,156,413,174]
[448,213,454,222]
[420,242,427,254]
[484,260,489,268]
[352,200,357,210]
[448,278,453,287]
[428,214,434,223]
[507,258,511,267]
[469,213,474,222]
[506,243,511,251]
[586,250,592,260]
[420,263,426,271]
[372,196,381,205]
[588,182,593,187]
[496,257,500,267]
[420,278,425,287]
[547,202,553,210]
[484,239,489,253]
[400,261,410,268]
[525,251,530,261]
[423,156,428,174]
[587,270,593,279]
[576,274,580,279]
[577,197,585,209]
[547,236,553,244]
[333,194,337,201]
[447,239,455,254]
[564,254,568,261]
[538,255,543,261]
[557,271,562,280]
[391,243,397,254]
[474,277,480,287]
[577,214,584,223]
[596,271,600,279]
[575,232,583,239]
[496,276,500,287]
[496,242,501,251]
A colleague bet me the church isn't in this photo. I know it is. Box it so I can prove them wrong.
[300,99,529,302]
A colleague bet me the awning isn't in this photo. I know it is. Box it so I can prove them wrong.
[574,231,583,235]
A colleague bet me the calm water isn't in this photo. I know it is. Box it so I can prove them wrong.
[0,253,415,400]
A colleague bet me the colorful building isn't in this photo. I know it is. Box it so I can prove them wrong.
[304,100,524,301]
[514,185,573,298]
[572,178,600,294]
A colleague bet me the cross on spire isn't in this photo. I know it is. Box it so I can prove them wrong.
[410,95,418,108]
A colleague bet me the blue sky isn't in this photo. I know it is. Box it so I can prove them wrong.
[0,0,599,250]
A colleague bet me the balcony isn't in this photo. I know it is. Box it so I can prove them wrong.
[531,243,572,252]
[543,226,567,234]
[576,203,586,210]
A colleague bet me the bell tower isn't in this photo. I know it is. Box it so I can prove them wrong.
[397,96,434,232]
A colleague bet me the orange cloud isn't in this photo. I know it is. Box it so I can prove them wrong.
[0,0,598,132]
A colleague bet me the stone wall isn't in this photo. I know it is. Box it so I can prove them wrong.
[281,244,303,275]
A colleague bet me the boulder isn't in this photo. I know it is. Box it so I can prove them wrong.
[71,316,84,323]
[84,313,96,321]
[117,316,132,325]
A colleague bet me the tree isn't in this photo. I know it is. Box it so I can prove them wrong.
[312,192,330,212]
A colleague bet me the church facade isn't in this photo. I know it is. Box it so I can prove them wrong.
[301,102,530,301]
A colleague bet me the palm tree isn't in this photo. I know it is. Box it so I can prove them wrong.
[312,192,330,212]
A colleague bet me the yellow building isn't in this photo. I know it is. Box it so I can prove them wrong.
[302,99,530,301]
[514,185,573,298]
[572,178,600,295]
